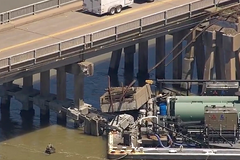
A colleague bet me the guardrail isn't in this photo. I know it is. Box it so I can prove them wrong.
[0,0,237,74]
[0,0,80,24]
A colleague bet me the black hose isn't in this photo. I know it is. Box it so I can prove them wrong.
[209,127,233,147]
[150,120,204,146]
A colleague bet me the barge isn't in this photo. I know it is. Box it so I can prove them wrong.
[67,79,240,159]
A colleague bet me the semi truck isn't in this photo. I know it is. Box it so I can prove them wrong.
[83,0,134,15]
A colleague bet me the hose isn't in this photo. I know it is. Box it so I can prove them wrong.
[155,133,196,148]
[154,134,172,148]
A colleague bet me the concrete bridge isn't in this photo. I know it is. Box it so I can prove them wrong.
[0,0,239,129]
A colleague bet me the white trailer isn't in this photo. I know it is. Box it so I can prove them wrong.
[83,0,133,15]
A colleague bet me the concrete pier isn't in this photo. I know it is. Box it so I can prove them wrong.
[155,36,165,94]
[20,75,34,117]
[0,82,12,114]
[203,30,215,81]
[155,36,166,80]
[74,71,84,109]
[172,32,183,81]
[124,45,135,85]
[194,31,205,93]
[222,29,238,80]
[181,30,195,90]
[172,32,184,89]
[56,66,67,125]
[108,49,122,75]
[236,52,240,79]
[138,41,149,86]
[215,31,226,79]
[40,70,50,125]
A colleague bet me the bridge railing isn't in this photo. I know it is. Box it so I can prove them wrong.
[0,0,80,24]
[0,0,236,73]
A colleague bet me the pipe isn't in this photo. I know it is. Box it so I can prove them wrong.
[166,96,175,116]
[139,116,158,126]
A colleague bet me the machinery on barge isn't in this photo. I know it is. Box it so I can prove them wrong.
[66,79,240,159]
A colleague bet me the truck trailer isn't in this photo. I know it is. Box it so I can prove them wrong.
[83,0,134,15]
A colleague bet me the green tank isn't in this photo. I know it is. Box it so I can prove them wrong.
[173,96,238,121]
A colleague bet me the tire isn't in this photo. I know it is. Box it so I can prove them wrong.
[116,5,122,13]
[109,7,116,15]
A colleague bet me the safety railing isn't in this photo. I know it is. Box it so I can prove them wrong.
[0,0,80,24]
[0,0,237,74]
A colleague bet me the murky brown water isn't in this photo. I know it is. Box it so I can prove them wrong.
[0,126,107,160]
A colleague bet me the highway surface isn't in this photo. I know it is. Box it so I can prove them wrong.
[0,0,195,59]
[0,0,42,12]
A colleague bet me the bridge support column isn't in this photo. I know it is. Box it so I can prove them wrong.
[195,31,205,93]
[224,50,236,80]
[56,66,67,125]
[124,45,135,85]
[108,49,122,87]
[74,72,84,110]
[40,70,50,125]
[66,61,94,127]
[236,52,240,79]
[0,81,13,117]
[20,75,34,129]
[222,33,237,80]
[108,49,122,75]
[20,75,34,118]
[172,32,183,88]
[181,30,195,91]
[202,30,216,91]
[215,31,226,79]
[155,36,165,94]
[137,41,149,86]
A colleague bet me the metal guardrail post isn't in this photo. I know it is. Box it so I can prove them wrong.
[58,0,61,8]
[8,12,10,22]
[189,3,192,18]
[33,5,36,15]
[58,43,62,57]
[164,11,167,25]
[115,26,118,41]
[8,57,11,72]
[0,14,3,24]
[34,50,37,64]
[90,34,93,48]
[140,18,143,33]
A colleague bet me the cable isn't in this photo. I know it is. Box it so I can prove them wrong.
[118,3,240,99]
[164,8,240,67]
[151,120,204,146]
[111,153,128,160]
[148,3,240,73]
[155,133,172,148]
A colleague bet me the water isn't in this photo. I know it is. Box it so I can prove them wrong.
[0,37,195,159]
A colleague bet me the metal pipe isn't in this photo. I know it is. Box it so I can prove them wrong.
[166,96,175,117]
[139,116,158,126]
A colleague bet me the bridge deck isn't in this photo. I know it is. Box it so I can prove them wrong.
[0,0,192,59]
